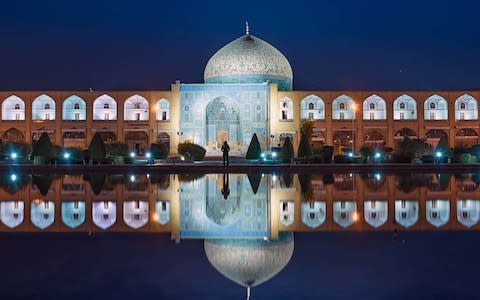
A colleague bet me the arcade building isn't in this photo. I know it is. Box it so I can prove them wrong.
[1,26,479,156]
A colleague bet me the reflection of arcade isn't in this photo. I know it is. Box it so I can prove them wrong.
[221,173,230,200]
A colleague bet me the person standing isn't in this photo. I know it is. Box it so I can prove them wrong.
[221,141,230,166]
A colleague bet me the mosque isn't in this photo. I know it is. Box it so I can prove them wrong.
[1,24,479,156]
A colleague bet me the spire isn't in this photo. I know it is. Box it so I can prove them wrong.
[245,21,250,35]
[246,286,251,300]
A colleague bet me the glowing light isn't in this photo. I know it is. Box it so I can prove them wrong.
[130,152,135,158]
[10,152,17,160]
[146,152,151,158]
[130,175,135,183]
[348,152,353,157]
[272,152,277,158]
[374,152,381,159]
[352,212,359,222]
[375,173,381,181]
[436,152,442,158]
[10,174,17,182]
[261,153,266,158]
[63,152,70,159]
[152,212,159,222]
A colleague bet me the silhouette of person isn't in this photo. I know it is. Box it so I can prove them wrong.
[221,173,230,200]
[221,141,230,166]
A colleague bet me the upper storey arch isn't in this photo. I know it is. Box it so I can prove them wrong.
[455,94,478,120]
[63,95,86,121]
[156,98,170,121]
[393,94,417,120]
[424,94,448,120]
[32,94,55,121]
[93,94,117,120]
[332,95,355,120]
[363,95,386,120]
[300,95,324,120]
[124,95,149,121]
[2,95,25,121]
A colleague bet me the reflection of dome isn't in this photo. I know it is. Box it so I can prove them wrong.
[206,197,241,226]
[204,232,294,288]
[204,30,293,91]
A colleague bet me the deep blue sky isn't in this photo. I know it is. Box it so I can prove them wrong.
[1,232,479,300]
[1,0,480,91]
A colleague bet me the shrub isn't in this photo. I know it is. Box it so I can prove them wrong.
[280,137,294,163]
[322,146,334,164]
[178,142,206,161]
[246,133,262,160]
[297,133,312,158]
[106,142,129,158]
[150,143,169,159]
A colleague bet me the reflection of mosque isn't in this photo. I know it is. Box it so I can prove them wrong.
[3,172,480,295]
[1,173,480,234]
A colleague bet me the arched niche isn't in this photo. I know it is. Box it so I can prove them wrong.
[31,200,55,229]
[393,94,417,120]
[93,94,117,120]
[300,95,324,120]
[333,201,357,228]
[124,95,149,121]
[424,94,448,120]
[123,200,149,229]
[92,201,116,229]
[332,95,355,120]
[61,201,86,229]
[2,95,25,120]
[363,95,386,120]
[280,200,294,226]
[63,95,86,121]
[394,200,419,228]
[455,94,478,120]
[0,201,24,228]
[364,200,388,228]
[32,94,55,121]
[301,201,326,228]
[156,99,170,121]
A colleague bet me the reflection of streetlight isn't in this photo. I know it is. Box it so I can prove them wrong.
[350,103,357,156]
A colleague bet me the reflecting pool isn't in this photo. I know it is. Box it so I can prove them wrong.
[1,172,480,299]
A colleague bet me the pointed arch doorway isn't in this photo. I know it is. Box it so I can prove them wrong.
[205,96,241,153]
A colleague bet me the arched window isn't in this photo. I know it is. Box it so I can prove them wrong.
[63,95,86,121]
[300,95,325,120]
[14,104,20,110]
[124,95,149,121]
[460,103,466,110]
[430,103,436,109]
[44,104,50,110]
[394,94,417,120]
[363,95,386,120]
[339,103,345,110]
[93,94,117,121]
[283,102,288,108]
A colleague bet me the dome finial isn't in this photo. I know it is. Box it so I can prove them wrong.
[245,21,250,35]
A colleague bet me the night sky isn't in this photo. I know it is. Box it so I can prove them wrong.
[1,0,480,91]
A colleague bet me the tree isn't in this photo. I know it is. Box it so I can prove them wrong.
[32,132,53,164]
[297,133,312,158]
[393,137,433,163]
[435,135,451,158]
[281,137,294,163]
[246,133,262,160]
[150,143,169,159]
[177,142,206,161]
[247,173,262,194]
[88,132,106,162]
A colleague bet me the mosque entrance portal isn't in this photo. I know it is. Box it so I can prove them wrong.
[206,96,241,153]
